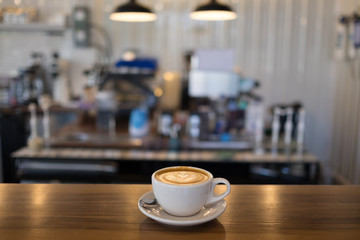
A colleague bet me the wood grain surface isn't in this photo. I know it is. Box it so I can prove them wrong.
[0,184,359,240]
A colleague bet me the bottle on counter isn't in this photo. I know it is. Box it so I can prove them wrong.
[284,107,294,148]
[188,113,201,139]
[271,107,281,155]
[157,112,173,137]
[51,52,70,106]
[254,102,264,155]
[169,123,181,151]
[27,103,44,152]
[129,106,149,138]
[296,108,306,154]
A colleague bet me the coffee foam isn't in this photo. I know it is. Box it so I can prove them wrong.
[155,167,209,185]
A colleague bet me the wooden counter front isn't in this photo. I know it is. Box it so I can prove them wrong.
[0,184,359,240]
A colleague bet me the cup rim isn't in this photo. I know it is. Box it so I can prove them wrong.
[152,166,213,188]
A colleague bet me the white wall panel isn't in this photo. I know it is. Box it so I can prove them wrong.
[330,0,360,184]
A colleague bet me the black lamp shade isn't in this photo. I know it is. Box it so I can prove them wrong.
[110,0,157,22]
[113,0,152,14]
[195,0,233,12]
[190,0,237,21]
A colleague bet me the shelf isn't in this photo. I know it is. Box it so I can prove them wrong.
[106,72,155,80]
[0,23,65,34]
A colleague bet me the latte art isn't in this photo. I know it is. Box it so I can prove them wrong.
[155,168,209,185]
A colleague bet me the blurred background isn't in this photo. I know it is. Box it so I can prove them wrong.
[0,0,359,185]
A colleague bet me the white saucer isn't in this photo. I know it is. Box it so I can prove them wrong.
[138,191,227,226]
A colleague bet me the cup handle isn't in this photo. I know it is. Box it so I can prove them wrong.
[205,178,231,205]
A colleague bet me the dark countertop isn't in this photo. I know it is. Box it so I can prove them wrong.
[13,147,319,163]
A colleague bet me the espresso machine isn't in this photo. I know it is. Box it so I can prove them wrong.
[19,52,49,104]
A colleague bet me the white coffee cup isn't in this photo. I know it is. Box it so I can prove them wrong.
[152,166,231,217]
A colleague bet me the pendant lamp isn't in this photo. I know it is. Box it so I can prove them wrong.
[110,0,157,22]
[190,0,237,21]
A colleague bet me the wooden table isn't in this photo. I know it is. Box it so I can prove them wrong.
[0,184,359,240]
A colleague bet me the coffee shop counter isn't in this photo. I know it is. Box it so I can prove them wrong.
[12,147,320,184]
[0,184,359,240]
[47,115,253,150]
